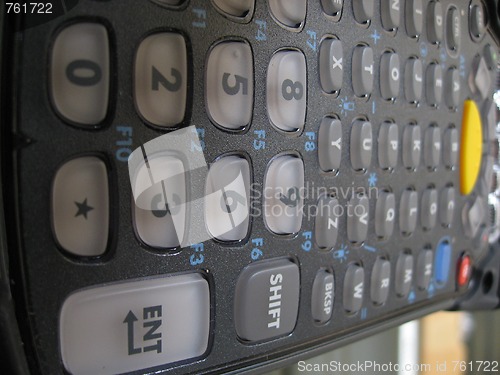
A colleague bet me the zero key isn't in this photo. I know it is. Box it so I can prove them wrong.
[51,23,109,126]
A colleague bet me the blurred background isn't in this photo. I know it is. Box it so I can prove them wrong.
[265,309,500,375]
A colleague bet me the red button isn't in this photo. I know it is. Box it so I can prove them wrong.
[457,255,472,287]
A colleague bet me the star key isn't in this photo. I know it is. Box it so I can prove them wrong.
[74,198,94,219]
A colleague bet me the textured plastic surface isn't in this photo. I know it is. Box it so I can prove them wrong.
[1,1,500,375]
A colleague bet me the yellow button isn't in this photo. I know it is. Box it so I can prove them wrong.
[460,100,483,195]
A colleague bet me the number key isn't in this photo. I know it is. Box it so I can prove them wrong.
[51,23,109,126]
[267,50,307,133]
[135,33,187,127]
[206,41,253,130]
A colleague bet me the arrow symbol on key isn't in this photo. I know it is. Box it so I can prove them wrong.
[124,310,142,355]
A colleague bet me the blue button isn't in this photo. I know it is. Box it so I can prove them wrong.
[434,238,451,285]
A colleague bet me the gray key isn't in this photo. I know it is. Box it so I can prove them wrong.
[439,186,455,226]
[462,196,485,238]
[311,270,334,323]
[480,156,494,196]
[343,264,364,313]
[319,38,343,93]
[484,44,498,70]
[375,191,396,238]
[417,250,433,290]
[380,52,400,100]
[443,127,459,168]
[427,1,444,43]
[347,193,369,243]
[370,258,391,305]
[350,120,372,171]
[60,273,210,375]
[406,0,424,37]
[483,100,497,141]
[470,5,485,39]
[206,41,253,130]
[381,0,400,31]
[404,58,423,103]
[52,157,109,257]
[446,6,461,51]
[315,195,340,249]
[205,155,251,241]
[352,45,374,97]
[400,189,418,234]
[133,154,186,249]
[213,0,253,17]
[395,253,414,297]
[264,155,304,234]
[51,23,109,126]
[402,124,421,169]
[353,0,374,24]
[234,259,300,342]
[473,57,491,100]
[424,126,441,169]
[318,117,342,172]
[268,0,306,28]
[426,63,443,106]
[135,33,188,128]
[321,0,343,16]
[378,122,399,169]
[445,68,460,109]
[421,188,438,230]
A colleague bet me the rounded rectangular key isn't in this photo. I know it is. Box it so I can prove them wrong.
[353,0,374,24]
[133,154,186,249]
[321,0,343,17]
[404,58,423,103]
[421,188,438,230]
[427,1,444,43]
[380,52,400,100]
[59,273,210,375]
[381,0,400,31]
[350,120,372,171]
[314,195,340,249]
[52,156,109,257]
[267,50,306,133]
[206,41,253,130]
[370,258,391,305]
[395,253,414,297]
[51,23,109,126]
[405,0,424,37]
[375,191,396,238]
[399,189,418,235]
[212,0,254,17]
[343,264,364,313]
[234,259,300,341]
[446,6,461,52]
[378,122,399,169]
[439,186,455,226]
[352,45,374,97]
[347,193,369,243]
[268,0,306,28]
[417,249,433,290]
[205,155,251,241]
[318,117,342,172]
[319,38,343,93]
[402,124,422,169]
[135,33,187,127]
[264,155,304,234]
[311,269,334,323]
